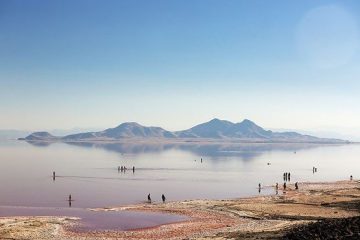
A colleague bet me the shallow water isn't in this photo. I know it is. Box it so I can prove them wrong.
[0,140,359,229]
[0,206,187,231]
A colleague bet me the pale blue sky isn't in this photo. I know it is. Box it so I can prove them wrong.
[1,0,360,133]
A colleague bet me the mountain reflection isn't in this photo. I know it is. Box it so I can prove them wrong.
[56,141,330,161]
[26,141,54,147]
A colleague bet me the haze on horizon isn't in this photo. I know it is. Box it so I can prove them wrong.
[1,0,360,139]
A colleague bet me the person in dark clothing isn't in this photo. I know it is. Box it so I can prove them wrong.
[350,175,353,181]
[283,182,286,190]
[68,194,72,207]
[147,193,151,203]
[162,194,166,203]
[276,183,278,190]
[133,166,135,173]
[295,182,298,190]
[53,171,56,181]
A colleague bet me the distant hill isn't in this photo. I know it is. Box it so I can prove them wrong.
[176,119,273,139]
[20,119,347,143]
[20,131,58,141]
[62,122,176,141]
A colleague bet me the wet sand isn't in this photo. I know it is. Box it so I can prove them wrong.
[1,180,359,239]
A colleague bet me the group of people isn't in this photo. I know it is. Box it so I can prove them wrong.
[272,181,298,192]
[147,193,166,203]
[118,166,135,173]
[283,172,291,181]
[269,171,299,194]
[259,179,299,194]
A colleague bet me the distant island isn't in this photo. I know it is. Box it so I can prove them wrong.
[19,118,347,143]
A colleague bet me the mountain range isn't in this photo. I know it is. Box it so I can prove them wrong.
[20,118,347,143]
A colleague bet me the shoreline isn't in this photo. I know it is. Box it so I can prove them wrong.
[1,180,359,239]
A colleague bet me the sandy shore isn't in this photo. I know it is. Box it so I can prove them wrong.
[1,180,359,239]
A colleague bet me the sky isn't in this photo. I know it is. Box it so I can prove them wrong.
[1,0,360,137]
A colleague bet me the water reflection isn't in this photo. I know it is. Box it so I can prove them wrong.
[0,140,354,209]
[53,141,329,161]
[26,141,53,147]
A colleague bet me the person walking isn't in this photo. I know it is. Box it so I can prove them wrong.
[147,193,151,203]
[162,194,166,203]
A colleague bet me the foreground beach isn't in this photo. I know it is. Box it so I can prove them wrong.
[1,180,359,239]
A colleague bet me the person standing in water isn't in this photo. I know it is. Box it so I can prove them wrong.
[258,183,261,193]
[68,194,72,207]
[132,166,135,173]
[147,193,151,203]
[162,194,166,203]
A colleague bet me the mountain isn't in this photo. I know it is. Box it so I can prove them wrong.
[176,119,323,141]
[62,122,176,141]
[176,118,273,139]
[175,118,234,138]
[20,131,58,141]
[20,119,347,143]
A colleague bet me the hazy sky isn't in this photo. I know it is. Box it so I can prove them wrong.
[1,0,360,133]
